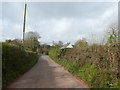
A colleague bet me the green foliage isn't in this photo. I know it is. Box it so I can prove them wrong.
[58,59,79,74]
[6,39,23,48]
[107,23,118,44]
[91,71,113,88]
[49,47,61,59]
[2,42,38,88]
[77,63,97,85]
[108,34,117,44]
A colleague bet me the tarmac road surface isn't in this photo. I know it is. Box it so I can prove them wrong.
[8,55,89,88]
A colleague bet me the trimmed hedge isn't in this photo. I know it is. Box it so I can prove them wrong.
[2,42,38,88]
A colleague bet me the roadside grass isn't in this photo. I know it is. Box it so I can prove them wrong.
[2,42,38,88]
[76,63,97,86]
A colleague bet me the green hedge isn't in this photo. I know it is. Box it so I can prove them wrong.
[2,42,38,88]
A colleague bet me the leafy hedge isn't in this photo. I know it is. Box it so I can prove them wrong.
[2,42,38,88]
[49,43,120,88]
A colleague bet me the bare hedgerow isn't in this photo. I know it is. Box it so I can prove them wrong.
[59,43,119,87]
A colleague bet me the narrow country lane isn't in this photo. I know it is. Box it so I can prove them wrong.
[7,55,89,88]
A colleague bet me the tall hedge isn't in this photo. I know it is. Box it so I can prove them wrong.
[2,42,38,88]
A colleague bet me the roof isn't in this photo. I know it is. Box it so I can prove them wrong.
[60,43,73,49]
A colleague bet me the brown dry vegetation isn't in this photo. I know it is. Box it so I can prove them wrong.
[49,43,120,88]
[62,44,119,71]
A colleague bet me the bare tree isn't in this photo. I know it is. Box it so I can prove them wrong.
[58,41,63,47]
[106,22,118,44]
[24,31,41,51]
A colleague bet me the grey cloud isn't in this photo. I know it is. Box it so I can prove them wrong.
[3,19,22,39]
[2,2,24,23]
[0,3,2,19]
[27,2,114,22]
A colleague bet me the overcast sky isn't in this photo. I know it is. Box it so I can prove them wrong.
[1,1,118,45]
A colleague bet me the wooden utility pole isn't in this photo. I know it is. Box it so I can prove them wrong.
[23,3,27,43]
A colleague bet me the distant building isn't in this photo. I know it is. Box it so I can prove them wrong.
[61,43,73,49]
